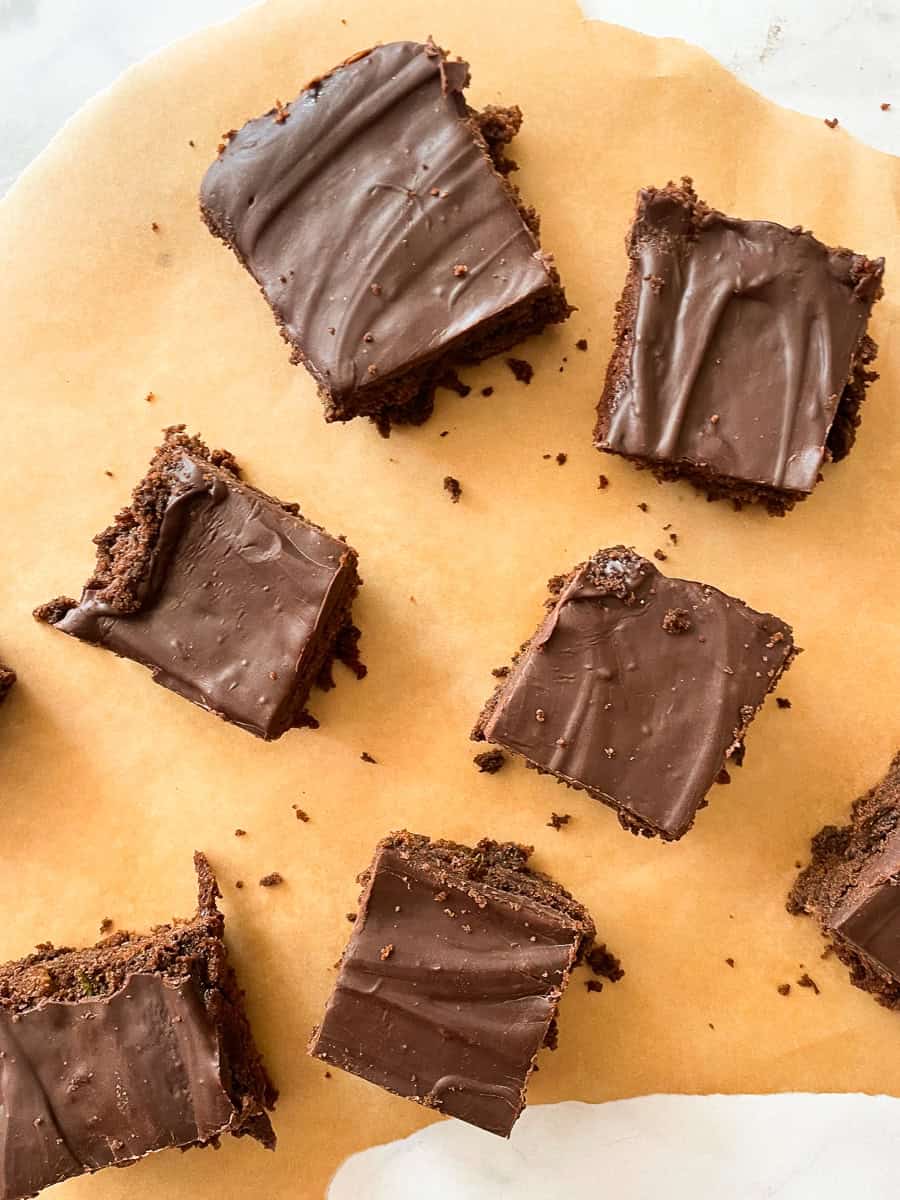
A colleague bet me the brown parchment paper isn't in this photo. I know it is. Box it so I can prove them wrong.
[1,0,899,1195]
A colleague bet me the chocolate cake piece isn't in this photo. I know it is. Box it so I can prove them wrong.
[308,831,598,1137]
[34,427,363,739]
[0,661,15,705]
[789,753,900,1009]
[200,40,570,435]
[0,854,275,1200]
[595,179,884,515]
[473,546,797,840]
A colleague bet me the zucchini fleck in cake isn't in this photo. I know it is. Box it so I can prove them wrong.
[34,427,364,740]
[309,832,601,1137]
[0,855,275,1200]
[200,40,570,435]
[473,547,797,840]
[789,753,900,1008]
[595,179,885,514]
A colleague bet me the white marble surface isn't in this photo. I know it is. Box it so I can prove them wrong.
[1,0,897,196]
[328,1096,900,1199]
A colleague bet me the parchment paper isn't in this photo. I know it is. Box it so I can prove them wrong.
[0,1,898,1196]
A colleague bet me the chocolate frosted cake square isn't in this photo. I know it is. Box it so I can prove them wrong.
[308,832,598,1137]
[35,427,364,740]
[789,752,900,1009]
[473,547,797,840]
[595,180,884,514]
[0,854,275,1200]
[200,40,570,435]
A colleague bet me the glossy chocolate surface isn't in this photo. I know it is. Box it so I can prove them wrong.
[597,185,884,494]
[49,454,356,739]
[478,548,795,839]
[200,41,555,406]
[0,974,237,1200]
[308,836,587,1137]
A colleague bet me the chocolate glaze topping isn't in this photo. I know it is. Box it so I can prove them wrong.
[596,181,884,499]
[475,547,797,840]
[200,41,561,418]
[0,974,239,1200]
[308,833,595,1137]
[36,431,360,739]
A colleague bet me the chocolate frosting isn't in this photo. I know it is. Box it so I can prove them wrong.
[598,185,884,493]
[52,455,356,739]
[0,974,237,1200]
[479,548,796,839]
[200,41,554,401]
[308,841,585,1137]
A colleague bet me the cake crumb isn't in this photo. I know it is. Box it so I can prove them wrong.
[506,357,533,384]
[824,116,839,129]
[380,944,394,960]
[453,263,468,277]
[662,608,692,634]
[145,392,155,403]
[798,973,820,995]
[481,385,494,397]
[776,697,792,709]
[293,806,310,822]
[273,99,289,124]
[555,452,567,465]
[637,501,649,512]
[547,812,571,831]
[725,957,735,968]
[669,532,678,545]
[324,1070,332,1078]
[361,751,377,764]
[653,549,668,562]
[259,872,284,888]
[777,983,791,996]
[575,338,588,351]
[597,474,609,490]
[189,139,196,147]
[491,665,510,678]
[104,470,114,478]
[346,912,356,922]
[586,944,624,983]
[443,476,462,503]
[585,979,604,993]
[881,102,892,111]
[474,749,505,774]
[717,767,731,785]
[99,918,114,935]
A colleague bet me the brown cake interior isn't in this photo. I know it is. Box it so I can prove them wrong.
[0,853,277,1145]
